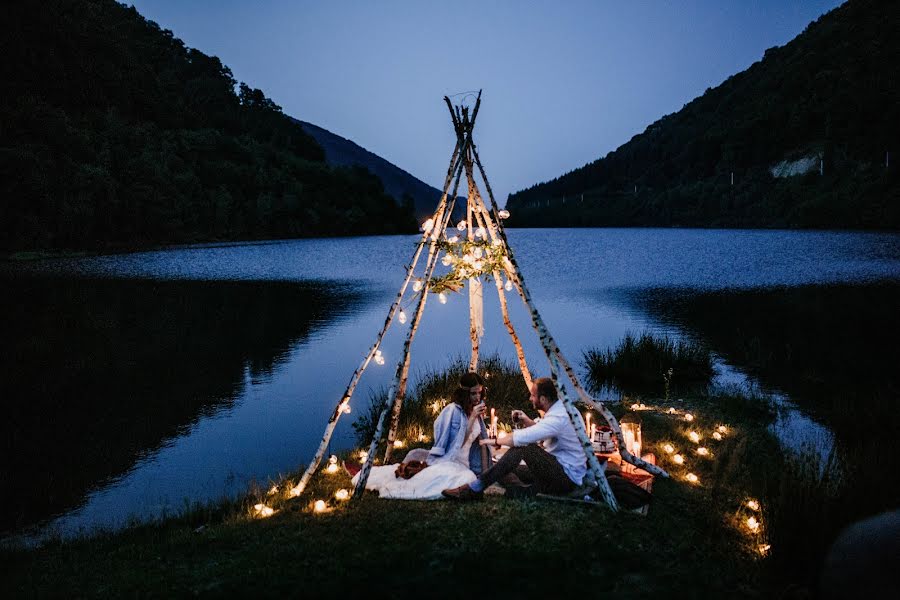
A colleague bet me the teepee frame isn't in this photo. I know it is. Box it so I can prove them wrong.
[292,91,668,509]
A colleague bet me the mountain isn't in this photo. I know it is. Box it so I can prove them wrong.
[506,0,899,229]
[0,0,416,253]
[296,119,461,222]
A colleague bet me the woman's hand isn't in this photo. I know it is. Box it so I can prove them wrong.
[469,401,486,421]
[511,410,535,428]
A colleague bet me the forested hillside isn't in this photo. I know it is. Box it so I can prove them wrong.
[507,0,899,229]
[0,0,416,253]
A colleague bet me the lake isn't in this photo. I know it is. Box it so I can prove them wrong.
[2,228,899,540]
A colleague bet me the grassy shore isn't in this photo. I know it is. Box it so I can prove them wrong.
[1,352,846,598]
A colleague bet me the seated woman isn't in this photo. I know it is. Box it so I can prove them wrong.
[351,372,492,499]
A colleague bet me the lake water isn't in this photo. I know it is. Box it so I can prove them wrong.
[2,228,899,540]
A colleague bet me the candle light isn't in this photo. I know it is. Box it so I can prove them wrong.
[490,408,497,438]
[585,413,592,436]
[590,423,596,442]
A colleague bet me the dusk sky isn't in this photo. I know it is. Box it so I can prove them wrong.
[128,0,844,203]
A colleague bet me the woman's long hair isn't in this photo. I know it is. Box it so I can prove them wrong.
[452,371,486,415]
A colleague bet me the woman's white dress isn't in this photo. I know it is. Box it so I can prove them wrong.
[351,419,480,499]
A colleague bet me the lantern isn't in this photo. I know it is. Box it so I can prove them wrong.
[619,413,642,459]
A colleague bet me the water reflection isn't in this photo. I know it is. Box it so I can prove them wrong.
[0,276,363,533]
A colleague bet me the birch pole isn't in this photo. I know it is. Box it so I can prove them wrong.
[291,123,468,498]
[471,145,668,482]
[358,163,464,493]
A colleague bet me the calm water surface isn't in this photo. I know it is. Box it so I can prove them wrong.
[3,228,899,539]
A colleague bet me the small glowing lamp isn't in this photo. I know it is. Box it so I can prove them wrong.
[746,516,760,532]
[398,310,407,324]
[684,413,694,422]
[412,280,424,292]
[717,425,728,434]
[314,500,327,513]
[746,499,760,511]
[667,407,677,414]
[713,432,723,441]
[689,431,701,443]
[438,292,447,304]
[696,447,709,456]
[324,463,339,474]
[254,503,275,518]
[504,279,513,292]
[685,473,699,483]
[393,439,405,448]
[663,443,675,454]
[441,254,452,266]
[335,489,350,501]
[673,454,684,465]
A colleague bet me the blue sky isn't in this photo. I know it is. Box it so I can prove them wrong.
[128,1,844,202]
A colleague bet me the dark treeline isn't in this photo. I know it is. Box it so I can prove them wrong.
[0,0,416,253]
[507,0,899,229]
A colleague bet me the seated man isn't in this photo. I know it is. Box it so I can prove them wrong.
[442,376,586,500]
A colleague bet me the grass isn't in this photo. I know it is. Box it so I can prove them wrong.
[582,332,714,397]
[0,354,879,598]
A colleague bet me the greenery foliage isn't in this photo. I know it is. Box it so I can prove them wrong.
[583,332,715,395]
[506,0,899,229]
[0,0,416,252]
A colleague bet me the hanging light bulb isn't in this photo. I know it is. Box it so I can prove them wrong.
[421,218,435,233]
[398,310,407,324]
[412,280,423,292]
[504,279,513,292]
[457,220,467,231]
[498,209,510,219]
[439,292,447,304]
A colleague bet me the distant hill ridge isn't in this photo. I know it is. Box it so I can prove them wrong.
[507,0,899,229]
[296,119,462,222]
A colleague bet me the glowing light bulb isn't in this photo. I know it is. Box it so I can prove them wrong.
[713,432,723,441]
[746,516,760,532]
[673,454,684,465]
[335,489,349,501]
[412,280,423,292]
[441,254,452,266]
[457,220,467,231]
[393,439,405,448]
[498,209,510,219]
[325,463,339,474]
[329,455,338,465]
[663,444,674,454]
[717,425,728,434]
[254,503,275,518]
[314,500,327,513]
[685,473,699,483]
[439,292,447,304]
[689,431,701,443]
[668,408,677,414]
[631,403,640,411]
[504,279,513,291]
[359,450,369,462]
[684,413,694,422]
[398,310,407,324]
[697,447,709,456]
[746,499,760,511]
[421,218,434,233]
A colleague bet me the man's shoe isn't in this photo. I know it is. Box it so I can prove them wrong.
[441,484,483,501]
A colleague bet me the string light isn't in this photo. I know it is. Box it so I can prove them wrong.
[335,489,350,501]
[398,310,407,324]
